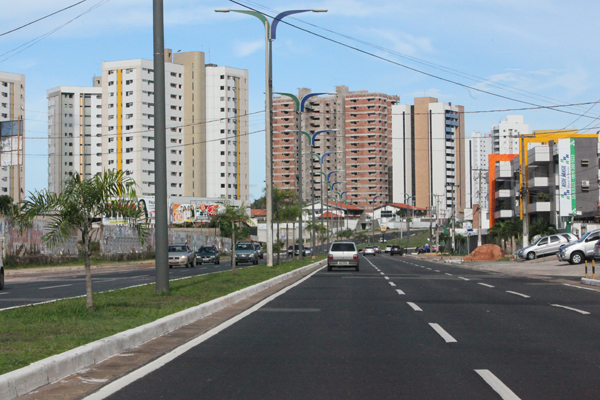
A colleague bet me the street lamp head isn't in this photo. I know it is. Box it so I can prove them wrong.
[214,8,231,12]
[312,8,328,12]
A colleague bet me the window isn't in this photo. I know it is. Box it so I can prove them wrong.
[126,80,133,85]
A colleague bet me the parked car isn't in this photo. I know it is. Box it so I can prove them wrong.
[168,244,196,268]
[592,239,600,260]
[373,245,382,253]
[253,242,264,259]
[390,245,404,256]
[327,242,359,271]
[557,229,600,264]
[517,234,569,260]
[560,233,579,243]
[196,246,220,265]
[304,246,312,256]
[384,245,393,253]
[363,246,376,256]
[416,246,426,254]
[379,237,388,243]
[235,242,259,265]
[290,244,307,257]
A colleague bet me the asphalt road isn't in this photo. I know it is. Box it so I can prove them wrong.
[0,257,270,310]
[84,253,600,400]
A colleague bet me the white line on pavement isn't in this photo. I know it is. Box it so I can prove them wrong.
[550,304,590,315]
[384,276,389,280]
[389,282,396,287]
[396,289,405,295]
[563,283,600,292]
[426,268,432,270]
[458,277,470,281]
[478,283,495,288]
[407,302,422,311]
[445,273,453,276]
[429,323,457,343]
[0,292,8,295]
[435,270,440,272]
[380,272,384,275]
[506,291,530,298]
[475,369,522,400]
[39,284,72,290]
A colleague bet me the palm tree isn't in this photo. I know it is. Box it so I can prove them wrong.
[211,201,250,274]
[16,170,148,310]
[529,218,557,239]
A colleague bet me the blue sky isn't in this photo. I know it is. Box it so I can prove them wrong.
[1,0,599,202]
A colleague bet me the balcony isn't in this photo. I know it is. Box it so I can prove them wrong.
[528,145,550,164]
[528,202,551,213]
[494,209,514,219]
[495,189,511,199]
[528,176,549,188]
[495,162,513,179]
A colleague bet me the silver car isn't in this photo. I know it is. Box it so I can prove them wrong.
[327,242,359,271]
[363,246,376,256]
[517,234,568,260]
[168,244,196,268]
[558,229,600,264]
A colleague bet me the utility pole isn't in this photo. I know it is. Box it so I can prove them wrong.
[520,135,529,247]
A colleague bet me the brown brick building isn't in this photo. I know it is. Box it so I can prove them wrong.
[273,86,399,209]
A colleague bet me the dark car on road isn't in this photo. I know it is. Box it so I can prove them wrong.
[390,245,404,256]
[0,261,4,291]
[196,246,220,265]
[235,242,259,265]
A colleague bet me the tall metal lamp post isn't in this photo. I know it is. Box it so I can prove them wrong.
[215,7,327,267]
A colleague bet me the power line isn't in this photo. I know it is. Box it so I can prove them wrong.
[0,0,88,37]
[230,0,600,121]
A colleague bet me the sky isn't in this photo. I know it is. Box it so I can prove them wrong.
[1,0,600,202]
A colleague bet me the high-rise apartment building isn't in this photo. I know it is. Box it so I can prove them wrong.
[492,115,528,154]
[392,97,466,217]
[0,71,25,202]
[273,86,399,209]
[47,50,249,202]
[465,132,492,209]
[47,84,102,193]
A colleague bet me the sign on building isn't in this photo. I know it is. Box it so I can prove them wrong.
[558,139,576,217]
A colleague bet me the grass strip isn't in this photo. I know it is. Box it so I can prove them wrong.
[0,256,325,376]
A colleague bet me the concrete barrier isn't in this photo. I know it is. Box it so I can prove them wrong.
[581,278,600,287]
[0,259,326,399]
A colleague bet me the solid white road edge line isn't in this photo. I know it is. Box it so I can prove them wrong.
[564,283,600,292]
[396,289,405,295]
[39,284,72,290]
[407,302,422,311]
[82,265,326,400]
[428,323,457,343]
[478,283,495,288]
[475,369,522,400]
[550,304,590,315]
[506,291,530,298]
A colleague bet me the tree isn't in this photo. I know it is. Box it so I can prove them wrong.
[16,170,148,310]
[211,201,250,274]
[336,228,354,240]
[0,195,17,216]
[529,218,557,239]
[395,209,406,218]
[250,194,266,210]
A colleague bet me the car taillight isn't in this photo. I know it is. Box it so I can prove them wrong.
[328,254,333,260]
[353,254,358,260]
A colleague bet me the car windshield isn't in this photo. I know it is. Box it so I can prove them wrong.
[578,231,596,243]
[199,247,216,254]
[364,247,373,250]
[331,243,356,252]
[168,245,186,252]
[531,238,542,246]
[236,243,253,250]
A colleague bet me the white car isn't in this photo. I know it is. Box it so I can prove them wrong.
[384,245,392,253]
[328,242,359,271]
[363,246,376,256]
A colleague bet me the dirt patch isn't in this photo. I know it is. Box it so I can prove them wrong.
[463,244,506,261]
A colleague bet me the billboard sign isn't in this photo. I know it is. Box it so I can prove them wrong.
[194,202,221,222]
[558,139,576,217]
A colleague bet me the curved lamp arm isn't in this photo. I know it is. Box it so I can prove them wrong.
[274,92,300,112]
[311,129,337,146]
[321,151,343,164]
[300,92,330,112]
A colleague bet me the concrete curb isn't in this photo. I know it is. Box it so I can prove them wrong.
[581,278,600,287]
[0,260,326,400]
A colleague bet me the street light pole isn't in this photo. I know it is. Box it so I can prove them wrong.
[215,7,327,267]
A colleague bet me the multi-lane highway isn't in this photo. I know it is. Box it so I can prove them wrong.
[81,253,600,400]
[0,258,265,310]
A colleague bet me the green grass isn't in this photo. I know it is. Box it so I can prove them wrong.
[0,256,325,375]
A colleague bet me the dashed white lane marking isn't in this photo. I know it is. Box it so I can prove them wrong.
[426,268,432,270]
[380,272,385,275]
[445,273,453,276]
[0,292,8,295]
[39,284,72,290]
[550,304,590,315]
[478,283,495,288]
[396,289,405,295]
[429,323,457,343]
[384,276,390,280]
[434,270,440,272]
[389,282,396,287]
[407,302,422,311]
[458,277,470,281]
[563,283,600,292]
[506,291,530,298]
[475,369,522,400]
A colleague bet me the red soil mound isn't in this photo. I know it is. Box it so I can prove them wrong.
[463,244,506,261]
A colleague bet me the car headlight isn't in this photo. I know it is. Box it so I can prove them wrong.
[180,256,187,260]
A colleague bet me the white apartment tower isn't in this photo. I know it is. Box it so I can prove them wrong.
[0,71,25,202]
[465,132,492,209]
[205,64,249,202]
[48,84,102,193]
[492,115,528,154]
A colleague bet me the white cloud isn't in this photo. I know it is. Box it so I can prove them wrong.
[369,28,434,56]
[233,40,264,57]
